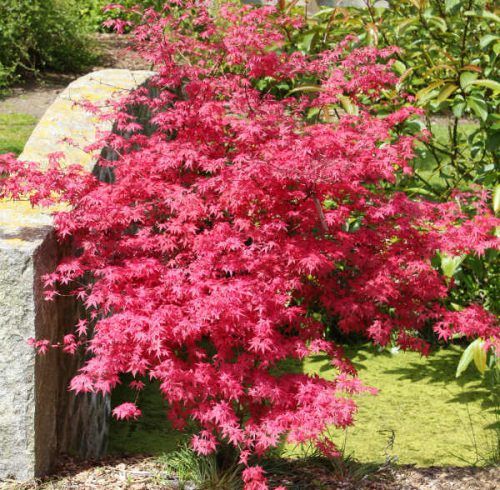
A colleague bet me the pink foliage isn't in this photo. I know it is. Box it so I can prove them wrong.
[112,402,142,420]
[1,2,498,488]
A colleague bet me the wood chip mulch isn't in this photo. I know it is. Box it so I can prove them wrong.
[0,456,177,490]
[0,456,498,489]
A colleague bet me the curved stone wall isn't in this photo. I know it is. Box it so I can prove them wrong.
[0,69,154,481]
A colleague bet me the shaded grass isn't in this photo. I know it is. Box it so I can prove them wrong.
[108,345,498,467]
[293,345,498,467]
[109,379,187,455]
[0,113,37,155]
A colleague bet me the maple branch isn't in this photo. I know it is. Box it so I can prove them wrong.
[312,193,329,234]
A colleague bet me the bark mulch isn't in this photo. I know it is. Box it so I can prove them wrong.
[0,455,498,489]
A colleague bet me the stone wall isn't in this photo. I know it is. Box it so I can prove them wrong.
[0,69,153,481]
[0,210,53,480]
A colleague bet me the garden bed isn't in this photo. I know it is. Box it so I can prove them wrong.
[1,455,498,489]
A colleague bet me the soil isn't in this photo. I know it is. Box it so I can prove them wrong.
[0,34,150,119]
[392,465,500,490]
[0,456,498,489]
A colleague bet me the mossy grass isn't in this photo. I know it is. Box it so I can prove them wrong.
[0,113,37,155]
[296,344,498,467]
[109,344,498,467]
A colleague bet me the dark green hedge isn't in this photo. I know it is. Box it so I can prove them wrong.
[0,0,98,89]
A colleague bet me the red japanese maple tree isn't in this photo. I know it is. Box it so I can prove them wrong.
[1,2,498,488]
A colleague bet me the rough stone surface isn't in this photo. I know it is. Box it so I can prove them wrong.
[0,69,153,481]
[0,223,46,480]
[20,69,154,171]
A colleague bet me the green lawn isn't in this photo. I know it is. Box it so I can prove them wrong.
[109,345,498,467]
[298,345,498,467]
[0,113,37,155]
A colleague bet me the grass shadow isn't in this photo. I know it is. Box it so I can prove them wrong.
[381,346,498,412]
[108,376,188,456]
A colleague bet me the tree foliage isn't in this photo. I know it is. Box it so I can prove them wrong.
[78,0,167,31]
[288,0,500,333]
[1,2,498,488]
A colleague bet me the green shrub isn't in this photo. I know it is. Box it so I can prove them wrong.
[295,0,499,191]
[0,0,98,90]
[78,0,167,32]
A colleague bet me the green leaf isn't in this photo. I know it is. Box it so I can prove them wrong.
[456,340,476,377]
[405,187,435,196]
[276,82,291,91]
[488,353,498,369]
[480,10,500,23]
[392,60,406,76]
[416,80,445,102]
[441,253,465,278]
[298,31,317,53]
[467,97,488,121]
[286,85,322,96]
[312,7,334,18]
[306,106,321,121]
[445,0,461,12]
[472,339,487,375]
[493,185,500,215]
[460,71,479,89]
[486,131,500,152]
[457,338,487,377]
[436,83,458,104]
[479,34,499,49]
[464,10,500,23]
[255,79,269,91]
[395,17,419,35]
[338,95,359,116]
[468,79,500,93]
[428,16,447,32]
[404,118,426,133]
[452,102,466,118]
